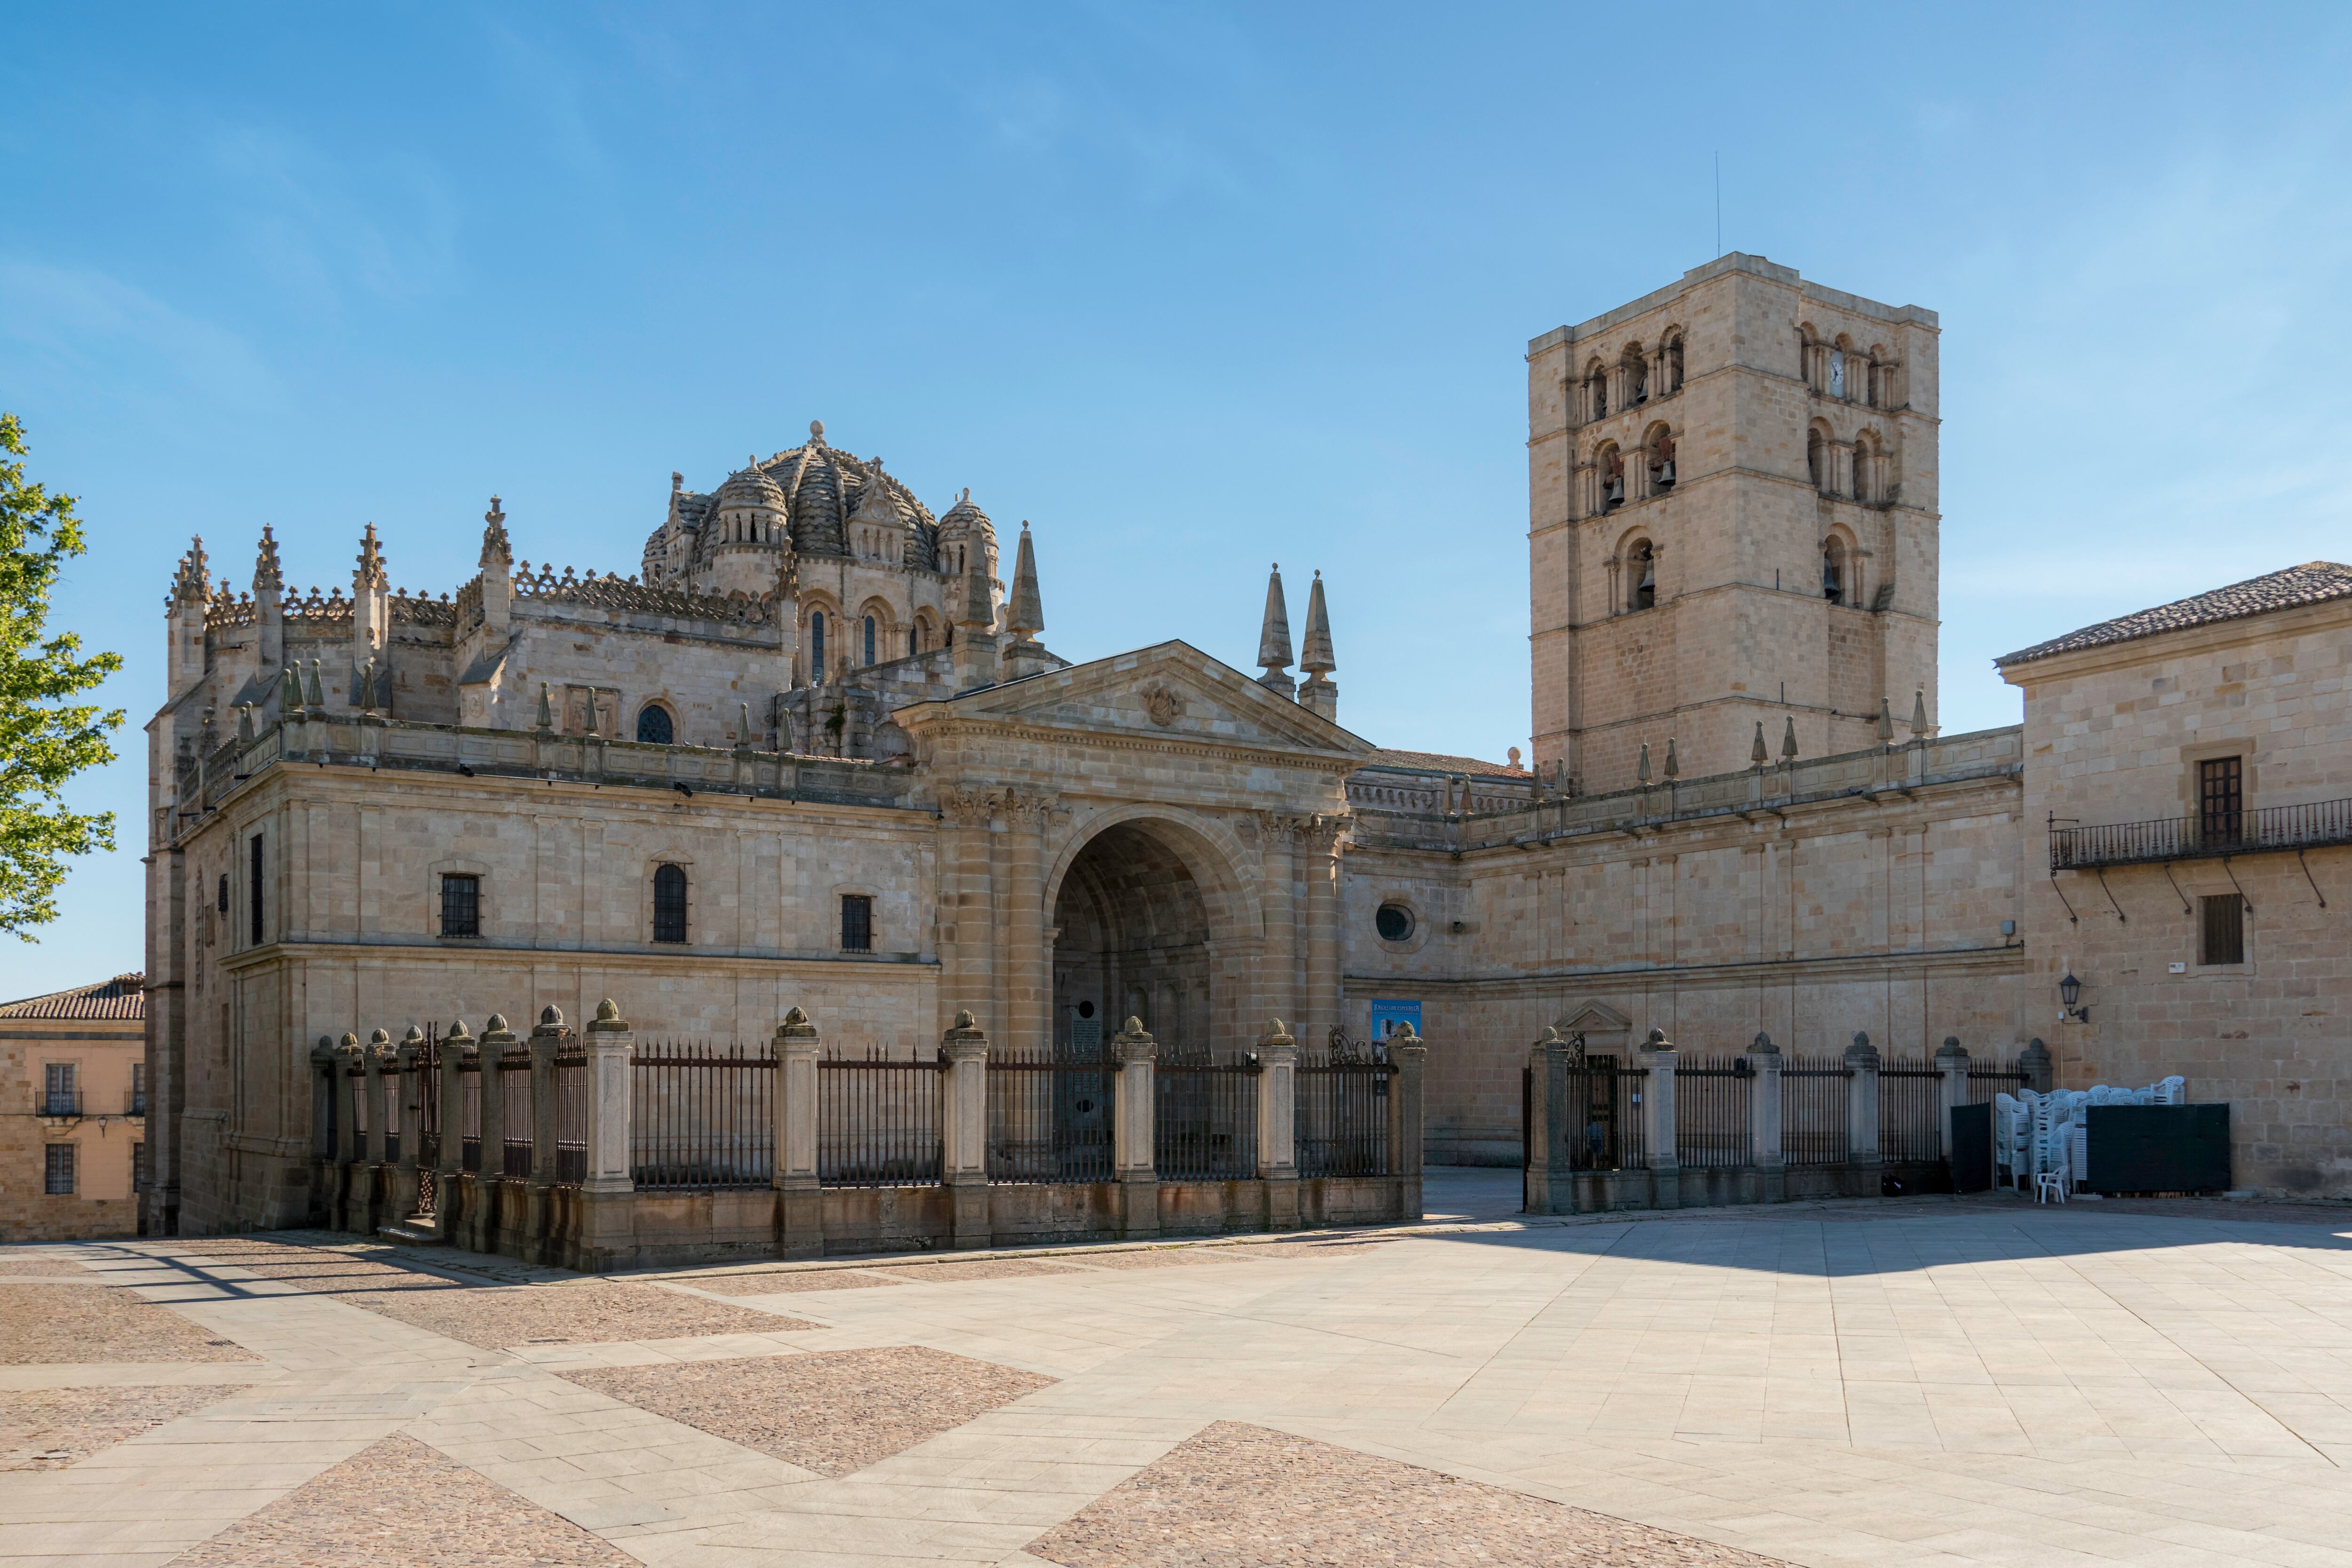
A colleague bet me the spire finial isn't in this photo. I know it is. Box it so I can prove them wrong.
[1299,568,1335,676]
[1663,737,1679,779]
[1007,521,1044,641]
[1751,721,1768,767]
[1875,697,1895,745]
[480,496,511,570]
[252,525,283,594]
[354,523,387,591]
[1256,563,1294,692]
[1910,687,1930,739]
[1781,716,1799,761]
[809,419,826,447]
[1637,742,1652,784]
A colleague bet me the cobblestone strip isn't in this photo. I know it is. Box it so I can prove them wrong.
[171,1431,639,1567]
[1026,1420,1794,1568]
[0,1283,263,1365]
[0,1385,251,1471]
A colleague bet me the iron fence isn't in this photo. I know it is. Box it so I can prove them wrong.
[500,1055,533,1177]
[1675,1055,1753,1169]
[346,1064,368,1160]
[1879,1059,1943,1163]
[458,1054,481,1174]
[1153,1049,1258,1181]
[1566,1056,1646,1171]
[415,1028,440,1216]
[631,1040,775,1191]
[1296,1041,1391,1178]
[985,1050,1113,1183]
[554,1039,588,1185]
[1781,1056,1851,1166]
[1968,1064,2029,1103]
[2050,794,2352,870]
[315,1068,337,1161]
[818,1049,943,1188]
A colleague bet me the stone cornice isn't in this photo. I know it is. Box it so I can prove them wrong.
[1345,939,2024,997]
[222,938,942,977]
[918,714,1359,780]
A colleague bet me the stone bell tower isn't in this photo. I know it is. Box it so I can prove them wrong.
[1526,254,1942,792]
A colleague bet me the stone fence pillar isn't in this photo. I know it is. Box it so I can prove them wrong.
[310,1036,339,1227]
[1388,1028,1426,1222]
[526,1006,564,1264]
[1845,1031,1881,1188]
[437,1019,471,1241]
[2018,1037,2054,1094]
[1112,1018,1158,1240]
[773,1006,820,1259]
[362,1029,392,1168]
[335,1032,366,1232]
[1640,1029,1679,1210]
[1523,1029,1569,1217]
[391,1025,424,1226]
[1748,1031,1784,1203]
[580,1000,635,1270]
[470,1014,515,1255]
[941,1011,991,1251]
[1255,1020,1298,1229]
[1936,1036,1971,1163]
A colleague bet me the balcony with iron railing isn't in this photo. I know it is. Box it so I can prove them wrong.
[2050,796,2352,871]
[40,1090,81,1118]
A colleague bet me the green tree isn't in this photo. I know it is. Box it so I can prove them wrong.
[0,413,123,938]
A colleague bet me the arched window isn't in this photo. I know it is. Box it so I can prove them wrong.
[652,864,688,943]
[1822,540,1847,606]
[1629,541,1657,611]
[1647,428,1677,491]
[810,612,826,679]
[1828,348,1846,399]
[1586,364,1608,421]
[1806,429,1826,492]
[636,705,674,745]
[1625,347,1649,405]
[908,627,918,657]
[1600,446,1625,511]
[863,615,876,665]
[1664,334,1685,394]
[1851,436,1875,504]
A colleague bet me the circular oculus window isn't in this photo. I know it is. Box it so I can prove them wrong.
[1375,903,1415,942]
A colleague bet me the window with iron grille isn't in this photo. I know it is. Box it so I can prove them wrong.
[131,1061,146,1116]
[44,1144,74,1195]
[216,873,228,913]
[2199,757,2243,846]
[249,832,265,943]
[652,864,688,943]
[2200,893,2244,966]
[440,873,481,938]
[132,1142,147,1191]
[636,704,674,745]
[841,894,873,952]
[43,1062,75,1117]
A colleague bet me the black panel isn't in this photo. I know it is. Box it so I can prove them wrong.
[2086,1104,2231,1194]
[1950,1101,1993,1192]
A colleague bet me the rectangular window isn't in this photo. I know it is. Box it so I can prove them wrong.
[44,1144,74,1195]
[249,832,265,943]
[132,1142,146,1192]
[440,874,481,938]
[130,1061,146,1117]
[652,865,689,944]
[43,1062,75,1117]
[841,894,874,952]
[2199,757,2243,847]
[2200,893,2245,966]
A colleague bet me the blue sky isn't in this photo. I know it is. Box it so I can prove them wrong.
[4,4,2350,995]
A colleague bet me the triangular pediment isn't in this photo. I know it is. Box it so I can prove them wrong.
[895,641,1372,759]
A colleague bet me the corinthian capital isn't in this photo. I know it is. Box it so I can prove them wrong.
[1001,788,1057,830]
[941,787,996,829]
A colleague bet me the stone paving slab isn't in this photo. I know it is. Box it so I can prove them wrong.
[563,1346,1056,1477]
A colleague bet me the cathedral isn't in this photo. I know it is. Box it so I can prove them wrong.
[142,253,2352,1237]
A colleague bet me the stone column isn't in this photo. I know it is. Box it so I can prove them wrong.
[1935,1036,1971,1164]
[1640,1029,1679,1210]
[1003,792,1052,1058]
[1258,815,1298,1030]
[1523,1028,1569,1216]
[334,1032,364,1231]
[526,1006,563,1265]
[391,1025,423,1224]
[1748,1031,1784,1204]
[1387,1027,1426,1223]
[941,788,995,1038]
[308,1036,339,1228]
[580,999,635,1270]
[472,1014,515,1255]
[1111,1017,1159,1240]
[1254,1019,1298,1229]
[1845,1031,1881,1193]
[437,1020,470,1240]
[772,1006,822,1259]
[1301,817,1344,1046]
[2018,1037,2054,1094]
[941,1010,992,1250]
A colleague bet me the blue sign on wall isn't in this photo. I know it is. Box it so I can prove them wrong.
[1368,998,1422,1039]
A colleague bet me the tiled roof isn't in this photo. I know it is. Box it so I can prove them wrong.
[0,973,145,1021]
[1998,562,2352,667]
[1360,748,1529,779]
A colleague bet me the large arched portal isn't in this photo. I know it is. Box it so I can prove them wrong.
[1050,820,1226,1060]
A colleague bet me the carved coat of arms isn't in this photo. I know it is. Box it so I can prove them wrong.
[1140,683,1183,726]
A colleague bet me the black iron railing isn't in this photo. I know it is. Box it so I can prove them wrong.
[1675,1056,1753,1169]
[1154,1050,1258,1181]
[500,1055,532,1177]
[985,1050,1113,1183]
[1879,1060,1942,1163]
[633,1040,776,1191]
[1968,1064,2029,1103]
[2050,796,2352,870]
[1781,1056,1851,1166]
[1566,1057,1645,1171]
[817,1049,942,1188]
[554,1040,588,1184]
[1296,1042,1392,1178]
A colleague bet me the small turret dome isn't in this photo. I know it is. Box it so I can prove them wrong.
[716,458,787,510]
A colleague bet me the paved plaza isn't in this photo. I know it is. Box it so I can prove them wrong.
[8,1180,2352,1566]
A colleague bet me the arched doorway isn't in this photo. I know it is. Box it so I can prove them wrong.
[1050,820,1222,1060]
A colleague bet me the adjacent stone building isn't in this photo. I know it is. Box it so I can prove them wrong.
[2,974,146,1241]
[141,256,2352,1234]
